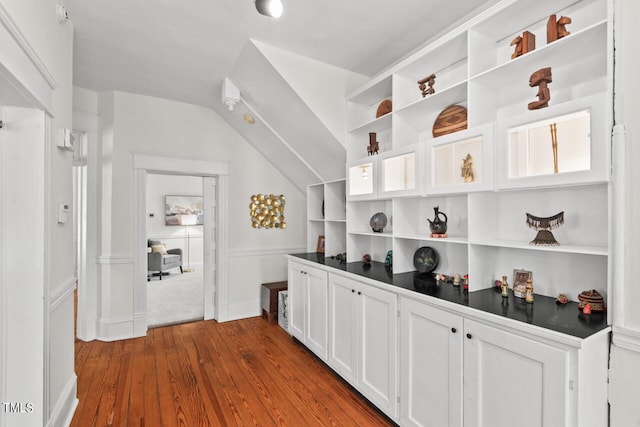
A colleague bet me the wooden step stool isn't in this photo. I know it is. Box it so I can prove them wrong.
[261,281,288,324]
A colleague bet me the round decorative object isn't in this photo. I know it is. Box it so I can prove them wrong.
[370,212,387,233]
[376,99,392,118]
[413,246,439,274]
[577,289,606,312]
[432,104,468,138]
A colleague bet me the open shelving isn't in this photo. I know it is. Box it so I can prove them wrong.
[341,0,613,308]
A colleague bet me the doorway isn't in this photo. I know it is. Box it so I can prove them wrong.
[132,154,229,337]
[146,173,205,327]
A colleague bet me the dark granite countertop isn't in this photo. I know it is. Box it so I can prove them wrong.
[289,253,609,340]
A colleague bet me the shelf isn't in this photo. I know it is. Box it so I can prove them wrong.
[468,0,608,76]
[347,108,393,134]
[394,82,468,135]
[349,231,393,238]
[469,240,607,256]
[393,31,468,110]
[342,0,612,302]
[394,233,468,245]
[469,21,608,122]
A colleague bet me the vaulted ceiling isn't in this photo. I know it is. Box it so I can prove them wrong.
[65,0,499,191]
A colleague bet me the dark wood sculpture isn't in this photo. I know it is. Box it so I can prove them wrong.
[527,67,552,110]
[417,73,436,98]
[368,132,379,156]
[547,14,572,43]
[510,31,535,59]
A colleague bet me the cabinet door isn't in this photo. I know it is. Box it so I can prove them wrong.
[287,263,306,341]
[463,319,569,427]
[305,266,328,360]
[400,298,463,427]
[327,274,358,384]
[358,282,398,418]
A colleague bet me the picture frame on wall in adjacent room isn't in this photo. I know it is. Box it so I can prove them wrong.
[165,195,204,226]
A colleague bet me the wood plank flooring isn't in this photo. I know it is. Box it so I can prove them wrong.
[71,318,395,426]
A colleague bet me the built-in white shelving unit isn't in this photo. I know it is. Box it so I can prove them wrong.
[306,179,347,257]
[343,0,613,308]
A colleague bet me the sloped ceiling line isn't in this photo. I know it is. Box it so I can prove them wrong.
[240,95,324,183]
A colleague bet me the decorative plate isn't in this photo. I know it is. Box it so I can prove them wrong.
[432,104,468,138]
[413,246,439,273]
[370,212,387,233]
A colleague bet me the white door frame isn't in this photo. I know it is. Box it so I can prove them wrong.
[73,112,99,341]
[132,154,229,336]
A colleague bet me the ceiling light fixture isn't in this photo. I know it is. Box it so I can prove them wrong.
[255,0,284,18]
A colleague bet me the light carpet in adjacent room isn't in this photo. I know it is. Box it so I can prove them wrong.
[147,268,204,327]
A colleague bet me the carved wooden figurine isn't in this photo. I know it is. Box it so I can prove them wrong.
[510,31,535,59]
[417,73,436,98]
[367,132,379,156]
[527,67,552,110]
[547,14,572,43]
[461,153,475,183]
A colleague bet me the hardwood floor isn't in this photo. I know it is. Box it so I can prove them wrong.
[71,317,395,426]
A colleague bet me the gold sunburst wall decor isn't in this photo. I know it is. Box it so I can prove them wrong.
[249,194,286,229]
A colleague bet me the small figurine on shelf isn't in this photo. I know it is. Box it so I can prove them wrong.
[583,303,592,314]
[428,206,448,237]
[461,154,475,183]
[547,14,572,43]
[501,275,509,298]
[463,275,469,293]
[384,250,393,272]
[556,293,568,305]
[330,253,347,264]
[453,273,461,287]
[368,132,379,156]
[417,73,436,98]
[510,30,535,59]
[362,253,371,267]
[527,67,552,110]
[525,278,534,303]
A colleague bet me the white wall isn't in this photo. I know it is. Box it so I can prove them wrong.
[146,174,204,266]
[0,0,76,426]
[608,0,640,425]
[85,90,306,337]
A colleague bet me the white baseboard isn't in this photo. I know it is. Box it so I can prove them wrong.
[97,316,135,342]
[217,300,261,322]
[612,326,640,353]
[46,374,78,427]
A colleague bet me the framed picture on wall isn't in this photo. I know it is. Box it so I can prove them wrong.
[165,195,204,226]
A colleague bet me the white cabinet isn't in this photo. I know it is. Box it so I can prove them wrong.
[400,297,463,427]
[328,273,398,420]
[463,319,569,427]
[399,295,609,427]
[287,261,329,360]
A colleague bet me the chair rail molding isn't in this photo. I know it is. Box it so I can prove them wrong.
[612,327,640,353]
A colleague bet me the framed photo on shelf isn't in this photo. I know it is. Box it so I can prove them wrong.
[513,269,532,289]
[316,235,325,253]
